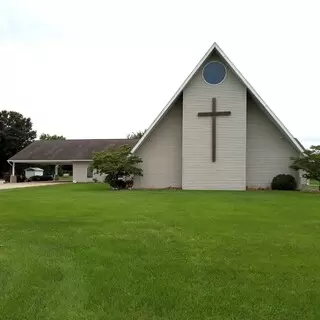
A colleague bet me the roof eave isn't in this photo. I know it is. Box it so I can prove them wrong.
[8,159,92,163]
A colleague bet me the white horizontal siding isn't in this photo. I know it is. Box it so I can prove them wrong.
[134,99,182,188]
[182,53,247,190]
[73,162,91,183]
[246,97,300,188]
[73,161,105,183]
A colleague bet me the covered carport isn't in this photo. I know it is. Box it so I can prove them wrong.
[8,139,138,183]
[7,159,72,183]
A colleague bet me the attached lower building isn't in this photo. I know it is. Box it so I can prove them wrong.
[8,139,137,183]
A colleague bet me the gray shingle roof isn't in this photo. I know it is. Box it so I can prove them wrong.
[9,139,138,161]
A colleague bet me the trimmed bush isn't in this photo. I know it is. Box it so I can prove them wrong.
[104,175,133,190]
[271,174,297,191]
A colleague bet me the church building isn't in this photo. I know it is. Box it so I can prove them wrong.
[9,43,304,190]
[132,43,304,189]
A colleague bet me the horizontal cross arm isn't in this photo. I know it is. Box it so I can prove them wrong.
[198,112,214,117]
[215,111,231,116]
[198,111,231,117]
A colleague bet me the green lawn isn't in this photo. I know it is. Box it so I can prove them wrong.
[1,185,320,320]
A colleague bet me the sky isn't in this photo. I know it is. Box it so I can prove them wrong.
[0,0,319,148]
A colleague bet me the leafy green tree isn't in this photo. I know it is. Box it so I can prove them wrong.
[39,133,66,140]
[91,145,143,189]
[126,130,146,140]
[291,145,320,190]
[0,110,37,177]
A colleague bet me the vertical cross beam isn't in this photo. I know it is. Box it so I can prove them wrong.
[197,98,231,162]
[211,98,217,162]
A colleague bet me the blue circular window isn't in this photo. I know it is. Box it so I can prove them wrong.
[202,61,227,85]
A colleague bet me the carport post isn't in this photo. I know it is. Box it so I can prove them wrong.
[54,165,59,180]
[10,162,17,183]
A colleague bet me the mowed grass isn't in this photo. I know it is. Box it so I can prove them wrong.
[1,185,320,320]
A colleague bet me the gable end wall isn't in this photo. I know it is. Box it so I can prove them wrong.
[246,97,300,188]
[134,99,182,188]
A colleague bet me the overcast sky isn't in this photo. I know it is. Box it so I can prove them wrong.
[0,0,319,147]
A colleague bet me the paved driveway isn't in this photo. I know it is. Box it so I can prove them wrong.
[0,181,66,190]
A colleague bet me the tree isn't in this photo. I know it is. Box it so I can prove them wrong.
[0,110,37,177]
[126,130,146,140]
[291,145,320,190]
[91,144,143,189]
[39,133,66,140]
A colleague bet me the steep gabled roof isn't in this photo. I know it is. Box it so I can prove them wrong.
[9,139,138,162]
[132,42,304,153]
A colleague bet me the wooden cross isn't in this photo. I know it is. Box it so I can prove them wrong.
[198,98,231,162]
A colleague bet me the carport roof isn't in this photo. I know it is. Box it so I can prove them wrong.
[9,139,138,162]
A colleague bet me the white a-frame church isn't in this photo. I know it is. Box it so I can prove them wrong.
[9,43,305,189]
[132,43,304,190]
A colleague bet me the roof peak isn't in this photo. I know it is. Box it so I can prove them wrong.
[132,42,303,153]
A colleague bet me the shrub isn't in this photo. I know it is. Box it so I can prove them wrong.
[92,145,142,190]
[104,175,133,190]
[271,174,297,191]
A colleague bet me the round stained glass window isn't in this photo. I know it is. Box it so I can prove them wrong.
[202,61,227,85]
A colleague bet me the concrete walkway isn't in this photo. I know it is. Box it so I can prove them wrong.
[0,181,67,190]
